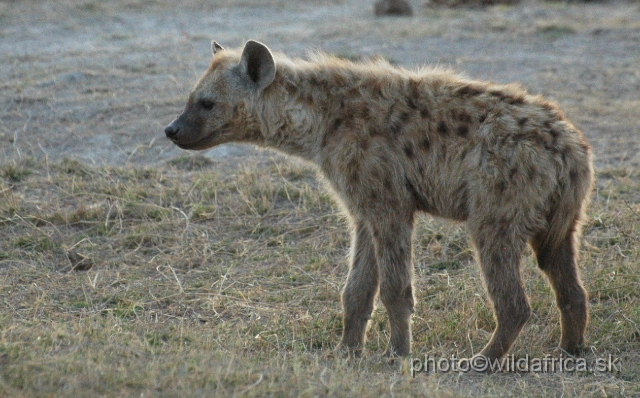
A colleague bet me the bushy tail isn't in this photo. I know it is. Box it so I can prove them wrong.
[542,144,594,252]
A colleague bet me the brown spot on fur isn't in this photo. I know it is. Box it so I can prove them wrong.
[437,121,448,136]
[420,108,430,118]
[372,81,384,97]
[525,130,552,151]
[490,90,508,100]
[409,79,421,99]
[390,112,411,135]
[497,180,507,193]
[490,90,525,105]
[512,133,527,144]
[406,95,419,110]
[420,137,430,151]
[359,137,370,151]
[457,125,469,137]
[285,80,298,95]
[352,103,371,119]
[332,73,347,87]
[301,93,315,107]
[479,113,488,123]
[309,74,333,92]
[457,84,485,97]
[526,166,537,182]
[404,142,415,158]
[518,117,528,128]
[509,167,518,179]
[560,146,571,164]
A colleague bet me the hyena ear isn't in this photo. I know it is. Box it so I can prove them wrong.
[239,40,276,91]
[211,40,224,55]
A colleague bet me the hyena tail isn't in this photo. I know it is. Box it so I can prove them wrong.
[540,148,595,254]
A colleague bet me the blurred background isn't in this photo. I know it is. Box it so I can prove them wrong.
[1,0,639,168]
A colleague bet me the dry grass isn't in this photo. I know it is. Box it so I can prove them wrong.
[0,154,638,397]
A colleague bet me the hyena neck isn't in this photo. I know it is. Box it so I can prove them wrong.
[255,61,347,164]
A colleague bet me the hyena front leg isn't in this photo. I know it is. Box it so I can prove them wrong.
[339,221,379,354]
[470,222,531,360]
[370,220,415,357]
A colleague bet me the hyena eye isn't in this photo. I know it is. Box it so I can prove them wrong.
[199,99,215,110]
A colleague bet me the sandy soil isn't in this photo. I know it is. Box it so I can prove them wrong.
[1,0,639,169]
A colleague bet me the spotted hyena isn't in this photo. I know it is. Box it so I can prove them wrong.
[165,40,594,360]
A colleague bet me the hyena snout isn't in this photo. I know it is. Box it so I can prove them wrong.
[164,118,181,139]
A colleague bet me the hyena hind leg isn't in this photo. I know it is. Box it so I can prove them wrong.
[532,230,588,356]
[471,224,531,360]
[339,222,379,355]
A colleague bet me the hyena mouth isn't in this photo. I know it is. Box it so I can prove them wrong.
[171,124,236,150]
[164,125,215,150]
[171,136,213,150]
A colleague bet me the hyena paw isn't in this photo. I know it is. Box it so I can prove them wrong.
[553,344,587,358]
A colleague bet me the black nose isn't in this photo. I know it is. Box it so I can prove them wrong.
[165,124,179,138]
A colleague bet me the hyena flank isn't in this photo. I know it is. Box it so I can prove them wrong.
[165,40,594,360]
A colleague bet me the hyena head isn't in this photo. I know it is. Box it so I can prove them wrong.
[164,40,276,150]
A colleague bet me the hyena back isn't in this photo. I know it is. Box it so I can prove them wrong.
[165,40,594,360]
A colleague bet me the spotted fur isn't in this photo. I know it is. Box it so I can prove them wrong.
[165,40,594,360]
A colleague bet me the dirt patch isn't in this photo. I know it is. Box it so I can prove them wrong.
[1,0,639,169]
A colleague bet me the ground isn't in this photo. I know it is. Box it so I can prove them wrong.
[0,0,639,396]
